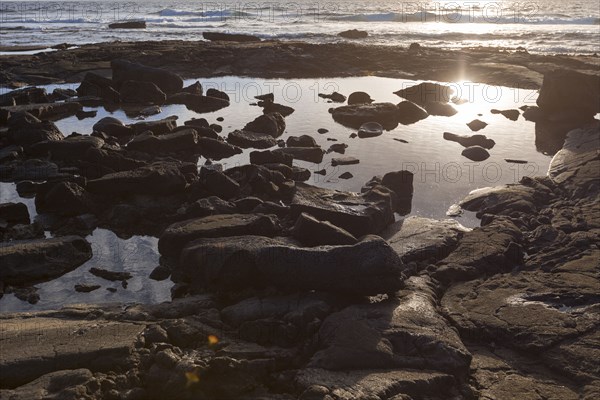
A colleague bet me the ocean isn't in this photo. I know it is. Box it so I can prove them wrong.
[0,0,599,54]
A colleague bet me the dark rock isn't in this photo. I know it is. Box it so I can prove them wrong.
[183,196,237,218]
[318,92,346,103]
[243,113,286,137]
[409,42,422,52]
[108,20,146,29]
[130,117,177,135]
[202,31,261,42]
[394,82,454,105]
[93,117,133,138]
[7,114,64,148]
[149,265,171,281]
[87,162,187,195]
[331,156,359,166]
[184,118,209,128]
[331,102,400,129]
[461,145,491,161]
[396,100,429,124]
[327,143,347,154]
[423,101,458,116]
[35,181,95,217]
[209,123,222,133]
[347,91,373,105]
[292,166,311,182]
[255,93,274,102]
[317,128,329,134]
[467,119,488,132]
[166,93,230,113]
[286,135,317,148]
[491,108,520,121]
[536,69,600,120]
[29,135,104,160]
[75,109,97,120]
[292,212,357,246]
[339,172,353,179]
[338,29,368,39]
[76,72,120,103]
[182,81,203,95]
[127,129,198,154]
[250,149,293,166]
[10,159,60,181]
[0,236,92,285]
[206,88,230,101]
[0,202,29,225]
[227,130,277,149]
[177,235,405,295]
[0,87,48,106]
[357,121,383,138]
[275,147,325,163]
[234,197,264,213]
[443,132,495,149]
[119,80,167,104]
[111,59,183,94]
[74,284,101,293]
[158,213,281,257]
[381,170,414,198]
[89,267,132,281]
[199,167,241,199]
[197,137,242,160]
[252,201,290,217]
[262,102,295,117]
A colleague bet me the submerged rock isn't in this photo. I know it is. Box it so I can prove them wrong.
[443,132,495,149]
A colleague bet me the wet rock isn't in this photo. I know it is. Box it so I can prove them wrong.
[459,183,546,217]
[182,81,203,95]
[11,159,60,181]
[0,145,22,163]
[197,137,242,160]
[112,59,183,94]
[339,172,353,179]
[130,117,177,135]
[127,129,198,154]
[87,162,187,195]
[255,93,274,102]
[202,31,261,42]
[338,29,368,39]
[184,118,209,129]
[89,267,132,281]
[443,131,495,149]
[243,112,286,137]
[0,236,92,285]
[461,145,490,161]
[225,164,292,199]
[7,113,64,148]
[199,167,241,199]
[274,147,325,163]
[75,284,101,293]
[149,265,171,281]
[250,149,293,166]
[331,156,359,166]
[234,197,264,213]
[381,170,414,199]
[331,102,400,129]
[108,20,146,29]
[92,116,133,138]
[166,93,230,113]
[0,87,48,106]
[286,135,317,148]
[176,235,405,295]
[327,143,347,154]
[183,196,237,218]
[29,135,104,160]
[394,82,454,105]
[158,213,281,258]
[290,183,394,237]
[318,92,346,103]
[292,166,311,182]
[357,121,383,138]
[396,100,429,124]
[409,42,422,52]
[0,202,29,225]
[423,101,458,116]
[75,109,97,120]
[467,119,488,131]
[227,130,277,149]
[262,102,295,117]
[491,108,520,121]
[537,69,600,121]
[119,80,167,104]
[292,212,357,246]
[206,88,230,102]
[35,181,95,217]
[382,216,470,264]
[347,91,374,105]
[76,72,120,103]
[317,128,329,134]
[311,276,471,374]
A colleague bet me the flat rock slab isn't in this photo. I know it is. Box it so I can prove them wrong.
[176,235,405,295]
[0,236,92,285]
[158,213,281,257]
[0,316,143,388]
[381,216,470,264]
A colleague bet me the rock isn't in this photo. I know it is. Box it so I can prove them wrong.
[292,212,357,246]
[409,42,422,52]
[423,101,458,116]
[262,102,295,117]
[108,20,146,29]
[197,137,243,160]
[292,166,311,182]
[536,69,600,120]
[522,105,546,122]
[89,267,132,281]
[274,147,325,163]
[182,81,203,95]
[381,170,414,198]
[199,167,241,199]
[250,149,293,166]
[0,145,21,163]
[0,202,30,225]
[310,276,471,374]
[202,31,261,42]
[290,183,394,237]
[338,29,368,39]
[331,156,359,166]
[76,109,97,120]
[29,135,104,160]
[119,80,167,104]
[461,145,491,161]
[318,92,346,103]
[35,181,95,216]
[227,130,277,149]
[76,72,120,103]
[176,235,405,295]
[396,100,429,124]
[158,213,281,258]
[183,196,237,218]
[10,159,60,181]
[87,162,187,195]
[317,128,329,134]
[7,116,64,148]
[327,143,347,154]
[138,105,161,116]
[357,121,383,138]
[92,116,133,138]
[0,87,48,106]
[130,117,177,135]
[111,59,183,94]
[206,88,230,101]
[149,265,171,281]
[331,102,400,129]
[3,102,82,121]
[466,119,488,131]
[382,216,470,264]
[243,113,286,137]
[491,108,520,121]
[286,135,318,148]
[210,123,222,133]
[234,197,264,213]
[347,91,373,105]
[166,93,230,113]
[0,236,92,285]
[184,118,209,128]
[338,172,353,179]
[74,284,101,292]
[394,82,454,105]
[443,132,495,149]
[128,129,198,154]
[255,93,274,102]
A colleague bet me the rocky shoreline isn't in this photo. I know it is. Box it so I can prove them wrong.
[0,43,599,399]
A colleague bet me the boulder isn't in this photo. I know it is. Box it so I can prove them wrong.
[176,235,405,295]
[227,130,277,149]
[250,149,293,166]
[338,29,368,39]
[119,80,167,104]
[183,196,237,218]
[7,114,64,148]
[443,132,495,149]
[0,202,29,225]
[197,137,243,160]
[327,143,347,154]
[347,91,374,105]
[331,102,400,129]
[182,81,203,95]
[35,181,95,216]
[536,69,600,120]
[87,162,187,195]
[206,88,230,101]
[111,59,183,94]
[394,82,454,105]
[274,147,325,163]
[127,129,198,154]
[243,113,286,137]
[396,100,429,124]
[461,145,491,161]
[0,236,92,285]
[92,117,133,138]
[262,102,295,117]
[29,135,104,160]
[158,214,281,257]
[202,32,261,42]
[292,212,357,246]
[423,101,458,116]
[166,93,230,113]
[199,167,241,199]
[130,117,177,135]
[0,87,48,106]
[76,72,120,103]
[286,135,317,148]
[381,170,414,197]
[108,20,146,29]
[357,121,383,138]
